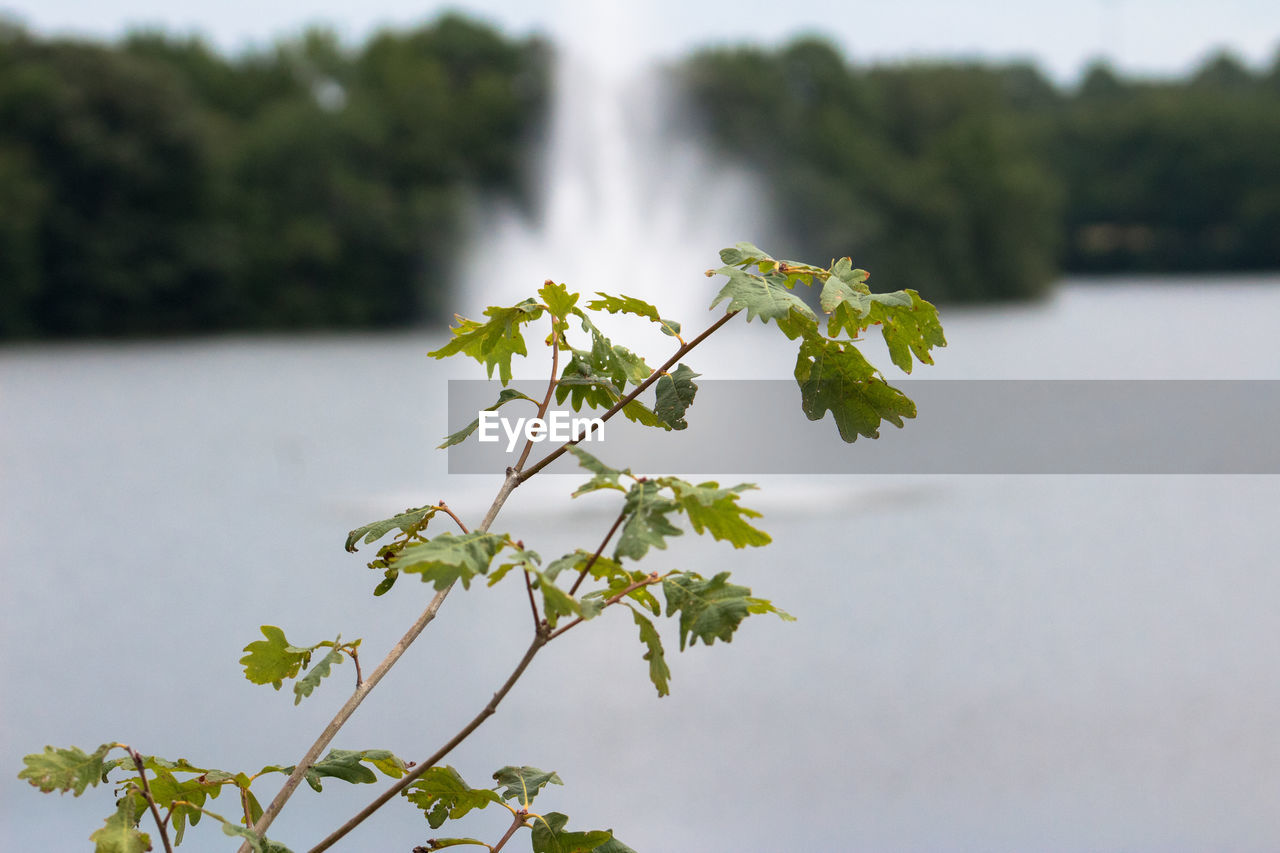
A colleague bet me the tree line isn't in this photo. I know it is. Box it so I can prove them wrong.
[1,15,1278,338]
[679,39,1280,302]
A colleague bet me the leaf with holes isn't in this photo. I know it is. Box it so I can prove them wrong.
[654,364,699,429]
[615,481,683,561]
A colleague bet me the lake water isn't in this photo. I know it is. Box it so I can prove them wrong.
[3,278,1280,852]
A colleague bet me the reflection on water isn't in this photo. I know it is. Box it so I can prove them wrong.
[3,282,1280,852]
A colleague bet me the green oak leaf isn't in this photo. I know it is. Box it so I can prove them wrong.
[293,643,344,705]
[529,812,612,853]
[538,281,580,322]
[630,606,671,697]
[586,292,682,337]
[201,807,293,853]
[19,743,112,795]
[571,312,651,389]
[663,479,771,548]
[719,242,827,288]
[747,596,797,622]
[345,506,436,553]
[869,289,947,373]
[556,350,621,413]
[654,364,699,430]
[300,749,405,792]
[240,626,312,690]
[403,766,502,829]
[793,330,916,441]
[438,388,536,449]
[90,794,149,853]
[615,481,683,561]
[568,447,629,496]
[718,241,774,268]
[534,571,582,627]
[663,571,753,650]
[144,771,217,844]
[391,532,508,591]
[591,838,640,853]
[492,766,563,806]
[592,334,650,389]
[543,549,596,582]
[619,398,664,427]
[418,838,491,849]
[709,266,815,327]
[428,299,545,385]
[487,543,541,586]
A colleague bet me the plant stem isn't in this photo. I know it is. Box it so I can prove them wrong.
[240,473,521,851]
[436,501,471,534]
[126,746,174,853]
[568,508,627,597]
[517,309,739,482]
[307,632,549,853]
[251,310,738,852]
[522,568,542,629]
[489,810,529,853]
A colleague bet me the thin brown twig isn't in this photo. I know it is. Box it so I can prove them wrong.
[307,631,549,853]
[240,472,524,852]
[350,646,363,689]
[254,308,742,852]
[522,568,541,629]
[489,809,530,853]
[125,746,175,853]
[436,501,470,534]
[517,310,739,482]
[568,508,628,597]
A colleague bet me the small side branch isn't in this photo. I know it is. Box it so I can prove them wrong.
[125,745,174,853]
[568,508,628,597]
[436,501,471,534]
[490,809,530,853]
[523,568,542,630]
[308,633,549,853]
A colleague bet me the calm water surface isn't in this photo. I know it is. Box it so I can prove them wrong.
[3,280,1280,851]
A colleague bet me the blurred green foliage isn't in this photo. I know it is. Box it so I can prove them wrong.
[679,41,1280,301]
[0,14,548,338]
[1,14,1278,338]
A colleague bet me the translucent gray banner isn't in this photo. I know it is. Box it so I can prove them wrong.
[445,380,1280,474]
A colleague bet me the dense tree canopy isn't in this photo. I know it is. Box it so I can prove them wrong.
[0,15,548,338]
[0,15,1277,338]
[679,41,1280,300]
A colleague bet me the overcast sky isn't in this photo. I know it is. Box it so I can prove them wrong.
[2,0,1278,82]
